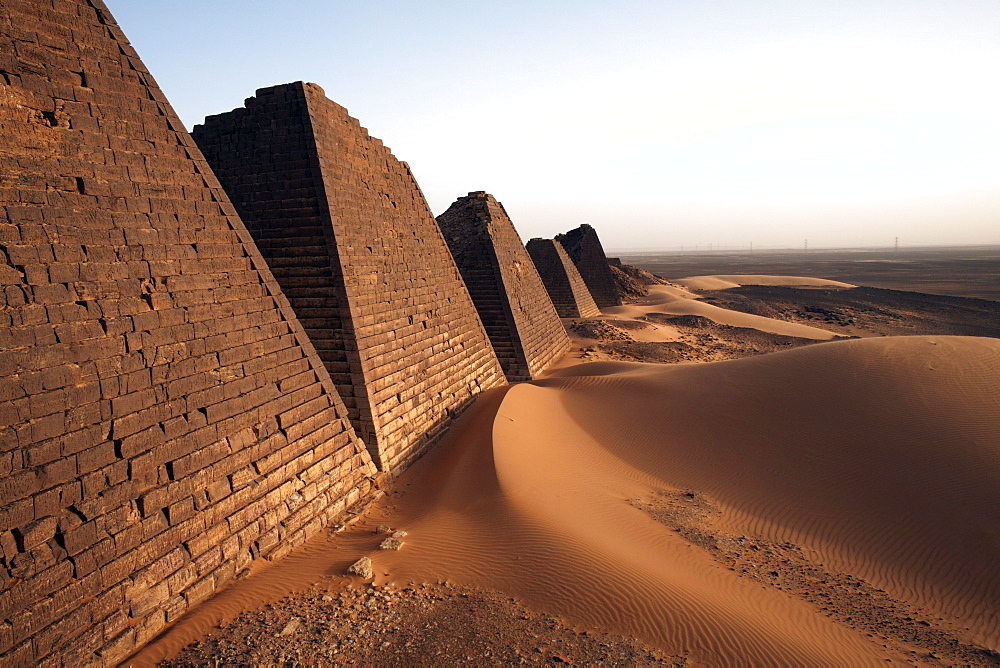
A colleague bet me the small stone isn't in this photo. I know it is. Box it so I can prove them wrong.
[279,618,302,636]
[321,594,334,602]
[347,556,373,578]
[375,525,391,533]
[391,530,407,538]
[379,538,403,550]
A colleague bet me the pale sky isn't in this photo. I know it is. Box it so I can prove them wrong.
[110,0,1000,251]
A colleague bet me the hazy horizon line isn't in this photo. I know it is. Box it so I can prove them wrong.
[610,242,1000,255]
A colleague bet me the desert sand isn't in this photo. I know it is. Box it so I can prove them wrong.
[136,272,1000,667]
[370,336,1000,664]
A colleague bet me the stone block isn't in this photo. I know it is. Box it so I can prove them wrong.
[13,517,58,552]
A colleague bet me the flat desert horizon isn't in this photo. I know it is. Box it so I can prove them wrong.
[131,252,999,667]
[618,244,1000,302]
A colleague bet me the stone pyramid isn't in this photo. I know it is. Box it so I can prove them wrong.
[0,2,379,664]
[192,83,505,472]
[525,239,602,318]
[555,224,622,307]
[437,192,570,381]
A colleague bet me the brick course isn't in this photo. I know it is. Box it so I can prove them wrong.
[0,2,377,664]
[437,192,570,381]
[525,238,602,318]
[192,83,505,472]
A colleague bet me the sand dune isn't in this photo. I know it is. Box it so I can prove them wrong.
[675,274,858,290]
[603,283,842,341]
[649,298,839,340]
[366,335,999,664]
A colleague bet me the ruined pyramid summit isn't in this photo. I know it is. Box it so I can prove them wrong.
[437,192,570,381]
[555,224,622,308]
[0,1,379,664]
[525,238,602,318]
[192,83,505,472]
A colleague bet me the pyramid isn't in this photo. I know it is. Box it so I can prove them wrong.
[437,192,570,381]
[525,239,602,318]
[0,2,379,664]
[192,83,505,471]
[555,224,622,307]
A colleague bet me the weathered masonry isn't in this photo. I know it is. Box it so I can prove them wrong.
[437,192,570,381]
[555,224,622,308]
[192,84,505,472]
[525,238,602,318]
[0,1,379,664]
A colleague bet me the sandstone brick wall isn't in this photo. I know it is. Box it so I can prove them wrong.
[0,2,378,664]
[525,239,602,318]
[193,84,505,472]
[191,85,371,454]
[555,224,622,308]
[437,192,570,381]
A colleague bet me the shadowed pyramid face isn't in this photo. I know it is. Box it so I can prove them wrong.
[0,2,378,664]
[437,192,570,382]
[192,84,505,471]
[556,224,623,308]
[526,238,603,318]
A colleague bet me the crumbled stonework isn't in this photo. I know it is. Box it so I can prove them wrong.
[556,224,622,307]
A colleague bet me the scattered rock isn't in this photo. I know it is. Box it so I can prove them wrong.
[610,264,649,298]
[375,525,391,533]
[166,579,680,665]
[347,557,373,578]
[569,320,634,342]
[279,618,302,636]
[391,530,408,538]
[379,538,403,551]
